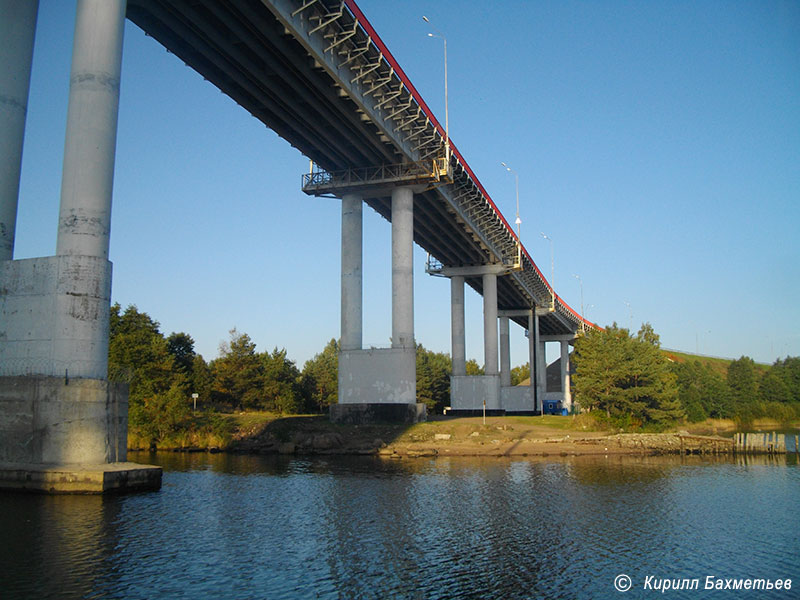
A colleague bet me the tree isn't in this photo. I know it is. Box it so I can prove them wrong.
[511,363,530,386]
[109,304,196,446]
[771,357,800,403]
[672,361,707,422]
[727,356,759,411]
[108,303,175,404]
[167,332,196,375]
[416,344,451,413]
[572,323,682,427]
[211,328,263,410]
[129,380,192,447]
[302,338,339,412]
[190,354,213,407]
[261,347,304,414]
[759,368,792,404]
[465,359,484,376]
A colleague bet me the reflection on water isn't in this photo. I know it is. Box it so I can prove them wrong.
[1,453,797,599]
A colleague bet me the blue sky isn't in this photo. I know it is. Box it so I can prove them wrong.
[15,0,800,368]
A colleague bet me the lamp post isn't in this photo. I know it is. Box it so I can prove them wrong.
[573,273,584,330]
[500,162,521,239]
[585,304,595,324]
[623,301,633,333]
[423,16,449,165]
[541,232,554,292]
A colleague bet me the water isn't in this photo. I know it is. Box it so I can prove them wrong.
[1,453,798,599]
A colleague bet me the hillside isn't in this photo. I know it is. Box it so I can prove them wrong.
[661,349,770,378]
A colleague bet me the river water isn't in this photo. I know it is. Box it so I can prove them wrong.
[1,452,797,599]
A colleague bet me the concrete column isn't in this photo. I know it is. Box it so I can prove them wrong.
[499,316,511,386]
[535,315,546,406]
[56,0,127,259]
[528,311,536,407]
[482,272,498,376]
[0,0,39,260]
[391,186,414,349]
[450,275,465,376]
[52,0,126,379]
[561,339,572,412]
[341,194,362,351]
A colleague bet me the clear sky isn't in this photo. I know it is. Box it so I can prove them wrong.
[15,0,800,368]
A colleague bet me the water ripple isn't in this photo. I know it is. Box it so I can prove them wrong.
[1,454,797,599]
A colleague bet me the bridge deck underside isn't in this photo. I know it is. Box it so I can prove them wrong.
[126,0,576,335]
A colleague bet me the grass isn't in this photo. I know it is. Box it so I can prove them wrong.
[663,349,770,377]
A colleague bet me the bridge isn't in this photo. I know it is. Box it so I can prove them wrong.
[0,0,595,490]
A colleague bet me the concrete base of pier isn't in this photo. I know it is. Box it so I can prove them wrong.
[450,375,501,411]
[329,403,427,425]
[0,376,161,494]
[0,461,162,494]
[0,376,127,464]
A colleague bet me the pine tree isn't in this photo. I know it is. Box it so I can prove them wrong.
[573,322,682,427]
[301,338,339,411]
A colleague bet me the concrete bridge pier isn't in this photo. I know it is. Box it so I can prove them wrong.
[0,0,38,261]
[0,0,161,493]
[540,333,576,414]
[499,316,511,387]
[440,265,509,414]
[331,186,425,424]
[534,313,546,410]
[340,193,362,352]
[450,275,466,377]
[560,339,573,411]
[496,309,538,414]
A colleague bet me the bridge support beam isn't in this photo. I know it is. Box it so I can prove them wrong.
[0,0,161,493]
[391,186,414,350]
[332,185,424,424]
[340,193,362,351]
[499,316,511,387]
[483,272,498,377]
[529,311,538,412]
[450,275,466,376]
[535,315,546,409]
[560,339,572,412]
[0,0,39,261]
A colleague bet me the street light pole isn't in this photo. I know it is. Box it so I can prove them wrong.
[573,273,584,330]
[541,232,554,292]
[623,301,633,333]
[585,304,595,324]
[423,16,449,165]
[500,162,521,239]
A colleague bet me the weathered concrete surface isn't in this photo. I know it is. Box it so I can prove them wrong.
[0,0,39,261]
[500,386,534,413]
[451,375,500,411]
[329,402,427,424]
[338,347,416,404]
[56,0,126,260]
[391,186,414,350]
[0,255,111,378]
[340,193,362,351]
[0,461,161,494]
[0,375,162,493]
[0,376,126,464]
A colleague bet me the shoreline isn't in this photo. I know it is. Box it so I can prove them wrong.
[132,415,800,459]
